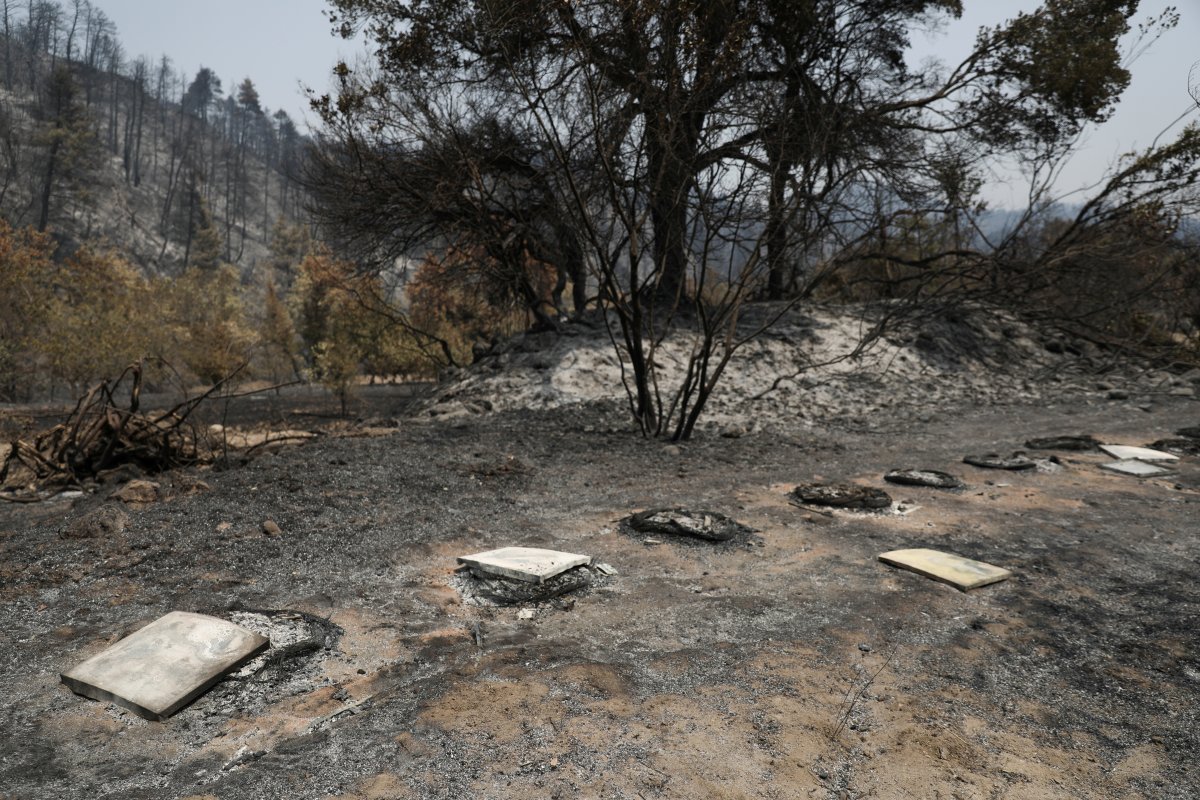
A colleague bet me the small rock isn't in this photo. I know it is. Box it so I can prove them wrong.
[516,608,536,620]
[262,519,283,536]
[60,506,129,540]
[427,401,470,419]
[112,479,160,505]
[858,643,872,652]
[97,463,144,485]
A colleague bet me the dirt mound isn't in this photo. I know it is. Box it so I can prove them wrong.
[420,304,1181,432]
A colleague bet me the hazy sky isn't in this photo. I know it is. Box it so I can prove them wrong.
[98,0,349,128]
[917,1,1200,206]
[97,0,1198,208]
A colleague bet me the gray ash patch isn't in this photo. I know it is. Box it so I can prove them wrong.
[792,498,922,518]
[419,304,1128,436]
[883,468,966,489]
[224,609,339,680]
[1148,438,1200,456]
[962,453,1037,471]
[790,483,892,510]
[625,507,753,542]
[451,564,613,607]
[1033,455,1066,473]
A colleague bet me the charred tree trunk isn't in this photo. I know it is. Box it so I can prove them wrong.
[37,135,60,232]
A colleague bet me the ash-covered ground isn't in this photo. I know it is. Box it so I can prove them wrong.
[2,309,1199,799]
[423,303,1198,432]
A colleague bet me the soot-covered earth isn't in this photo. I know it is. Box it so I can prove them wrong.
[2,312,1199,799]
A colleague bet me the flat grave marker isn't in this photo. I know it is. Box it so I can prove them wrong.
[1099,444,1179,462]
[1098,459,1176,478]
[61,611,269,721]
[879,548,1011,591]
[457,547,592,584]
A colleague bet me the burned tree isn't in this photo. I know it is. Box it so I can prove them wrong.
[313,0,1186,438]
[305,104,588,327]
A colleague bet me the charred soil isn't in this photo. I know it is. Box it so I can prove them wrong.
[1,385,1199,799]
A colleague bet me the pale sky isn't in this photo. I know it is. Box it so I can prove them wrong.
[98,0,350,128]
[915,1,1200,207]
[97,0,1199,208]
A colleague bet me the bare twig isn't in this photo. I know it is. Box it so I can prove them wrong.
[830,647,896,743]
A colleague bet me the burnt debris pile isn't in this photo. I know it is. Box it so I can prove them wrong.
[0,365,209,501]
[626,507,751,542]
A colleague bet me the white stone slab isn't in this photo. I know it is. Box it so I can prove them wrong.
[879,548,1012,591]
[457,547,592,584]
[1099,444,1179,462]
[61,611,269,721]
[1098,459,1176,477]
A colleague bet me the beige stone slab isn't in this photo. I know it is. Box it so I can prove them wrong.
[457,547,592,584]
[61,611,269,721]
[1098,459,1176,478]
[879,548,1012,591]
[1099,444,1179,462]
